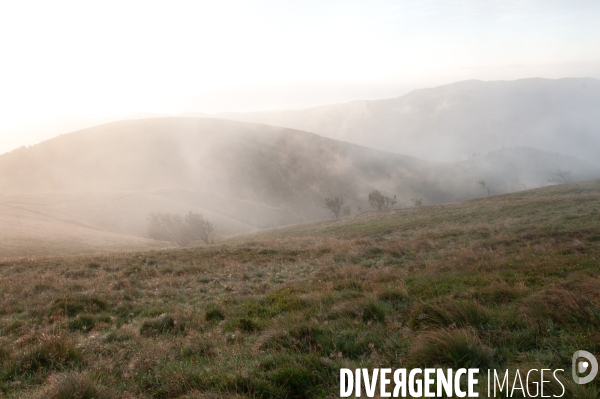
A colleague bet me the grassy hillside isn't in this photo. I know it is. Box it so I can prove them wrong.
[0,117,597,257]
[0,195,169,259]
[0,191,263,259]
[218,77,600,164]
[1,180,599,397]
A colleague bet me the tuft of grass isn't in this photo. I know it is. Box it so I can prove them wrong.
[252,354,334,399]
[334,280,364,292]
[178,343,214,360]
[204,308,225,322]
[474,282,526,304]
[236,317,260,333]
[522,285,600,327]
[5,335,83,379]
[103,330,133,343]
[377,286,409,308]
[266,288,309,314]
[51,295,108,317]
[43,372,110,399]
[362,301,386,324]
[410,300,493,330]
[140,315,184,336]
[264,325,332,354]
[410,328,495,369]
[68,314,96,332]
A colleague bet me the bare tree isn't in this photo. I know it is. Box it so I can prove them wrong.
[324,197,350,219]
[548,168,572,184]
[148,212,216,246]
[185,212,216,244]
[478,180,490,197]
[368,190,397,211]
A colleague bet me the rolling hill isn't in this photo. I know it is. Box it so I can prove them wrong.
[217,77,600,164]
[0,117,598,257]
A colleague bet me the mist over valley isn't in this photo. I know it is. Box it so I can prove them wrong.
[1,90,599,257]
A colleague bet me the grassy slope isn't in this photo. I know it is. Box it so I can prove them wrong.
[1,180,599,398]
[0,198,170,259]
[0,191,261,259]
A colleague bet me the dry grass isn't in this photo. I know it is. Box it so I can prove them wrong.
[0,180,599,397]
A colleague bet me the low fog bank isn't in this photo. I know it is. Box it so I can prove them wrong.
[217,77,600,165]
[0,117,598,256]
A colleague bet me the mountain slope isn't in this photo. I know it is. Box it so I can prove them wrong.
[217,77,600,164]
[0,117,597,257]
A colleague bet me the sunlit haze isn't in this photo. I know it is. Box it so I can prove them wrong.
[2,2,600,396]
[1,0,599,153]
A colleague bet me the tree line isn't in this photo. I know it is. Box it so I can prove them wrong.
[324,190,410,219]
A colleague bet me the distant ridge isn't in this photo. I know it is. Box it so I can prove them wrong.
[216,77,600,164]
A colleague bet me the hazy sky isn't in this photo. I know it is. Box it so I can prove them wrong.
[1,0,599,151]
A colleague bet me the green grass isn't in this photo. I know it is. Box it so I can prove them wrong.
[0,180,599,397]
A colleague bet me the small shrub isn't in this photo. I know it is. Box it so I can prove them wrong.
[368,190,397,211]
[205,308,225,322]
[410,328,494,369]
[324,197,350,219]
[148,211,216,246]
[140,315,183,336]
